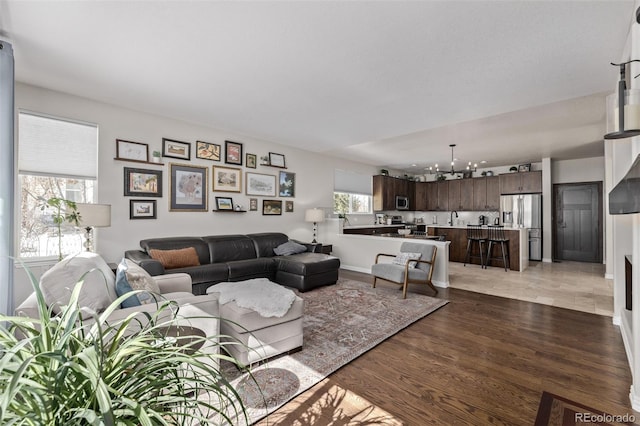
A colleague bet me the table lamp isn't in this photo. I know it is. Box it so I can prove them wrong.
[305,208,325,243]
[75,203,111,252]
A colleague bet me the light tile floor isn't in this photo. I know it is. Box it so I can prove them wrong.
[447,260,613,316]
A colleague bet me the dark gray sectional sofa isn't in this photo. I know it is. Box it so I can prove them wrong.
[125,232,340,295]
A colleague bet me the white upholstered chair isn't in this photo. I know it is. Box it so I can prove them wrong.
[15,252,220,359]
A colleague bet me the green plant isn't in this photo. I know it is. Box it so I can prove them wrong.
[0,269,248,425]
[152,150,161,157]
[41,197,82,260]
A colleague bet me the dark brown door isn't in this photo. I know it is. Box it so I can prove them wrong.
[553,182,602,263]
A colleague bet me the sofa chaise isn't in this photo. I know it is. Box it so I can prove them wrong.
[125,232,340,295]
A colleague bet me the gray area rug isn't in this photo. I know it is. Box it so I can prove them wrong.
[220,278,449,425]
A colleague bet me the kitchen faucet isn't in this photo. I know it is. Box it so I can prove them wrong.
[449,210,458,226]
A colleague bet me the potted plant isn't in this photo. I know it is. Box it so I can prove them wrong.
[152,150,162,163]
[0,274,248,424]
[41,197,81,260]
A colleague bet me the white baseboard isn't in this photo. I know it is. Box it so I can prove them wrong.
[605,273,614,279]
[341,264,449,288]
[542,258,552,263]
[341,265,370,274]
[613,314,621,326]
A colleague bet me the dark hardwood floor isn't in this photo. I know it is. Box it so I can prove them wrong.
[258,269,635,425]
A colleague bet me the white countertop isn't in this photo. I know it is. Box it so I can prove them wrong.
[426,224,527,230]
[343,224,407,229]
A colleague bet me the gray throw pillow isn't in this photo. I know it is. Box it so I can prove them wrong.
[273,241,307,256]
[392,252,422,268]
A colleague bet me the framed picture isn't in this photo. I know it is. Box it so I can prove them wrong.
[225,140,243,165]
[130,199,157,219]
[269,152,286,168]
[116,139,149,162]
[246,153,257,169]
[212,166,242,192]
[263,199,282,215]
[285,200,294,212]
[163,138,191,160]
[215,196,234,211]
[278,171,295,197]
[169,163,208,211]
[124,167,162,197]
[249,198,258,211]
[196,141,221,161]
[246,172,277,196]
[518,163,531,172]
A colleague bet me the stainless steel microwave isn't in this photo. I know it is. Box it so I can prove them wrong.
[395,196,409,210]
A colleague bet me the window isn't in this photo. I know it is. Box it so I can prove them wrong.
[333,191,372,215]
[18,112,98,259]
[333,169,373,215]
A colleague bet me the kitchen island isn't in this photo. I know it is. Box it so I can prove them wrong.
[426,225,529,271]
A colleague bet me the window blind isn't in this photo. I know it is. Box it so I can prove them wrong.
[18,112,98,179]
[334,169,372,195]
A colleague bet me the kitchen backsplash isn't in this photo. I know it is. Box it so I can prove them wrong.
[380,210,500,226]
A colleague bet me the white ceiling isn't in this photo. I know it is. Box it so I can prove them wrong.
[0,1,635,172]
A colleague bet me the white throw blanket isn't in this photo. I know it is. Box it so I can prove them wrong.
[207,278,296,318]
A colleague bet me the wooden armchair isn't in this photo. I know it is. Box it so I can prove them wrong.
[371,242,438,298]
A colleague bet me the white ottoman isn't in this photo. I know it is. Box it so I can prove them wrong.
[207,279,304,365]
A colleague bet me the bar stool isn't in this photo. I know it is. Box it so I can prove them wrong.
[485,225,510,271]
[464,225,487,268]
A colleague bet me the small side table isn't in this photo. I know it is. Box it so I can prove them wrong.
[320,244,333,255]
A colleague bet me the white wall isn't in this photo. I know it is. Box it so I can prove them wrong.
[551,157,605,184]
[13,82,378,307]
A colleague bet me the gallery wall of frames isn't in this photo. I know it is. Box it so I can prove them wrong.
[115,137,296,219]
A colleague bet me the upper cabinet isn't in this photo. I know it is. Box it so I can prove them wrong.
[415,181,447,211]
[373,175,415,211]
[414,182,428,211]
[499,171,542,194]
[448,179,474,211]
[472,176,500,211]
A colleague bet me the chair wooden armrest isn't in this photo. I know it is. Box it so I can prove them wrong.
[375,253,397,264]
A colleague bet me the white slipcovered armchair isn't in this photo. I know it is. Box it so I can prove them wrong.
[15,252,220,354]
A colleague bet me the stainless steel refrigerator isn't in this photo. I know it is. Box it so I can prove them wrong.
[500,194,542,261]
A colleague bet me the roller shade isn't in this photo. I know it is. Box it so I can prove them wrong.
[334,169,372,195]
[18,112,98,179]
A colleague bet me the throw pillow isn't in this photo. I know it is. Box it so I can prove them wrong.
[273,241,307,256]
[392,252,422,268]
[115,259,161,308]
[149,247,200,269]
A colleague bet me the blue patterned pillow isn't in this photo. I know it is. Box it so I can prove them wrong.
[115,259,160,308]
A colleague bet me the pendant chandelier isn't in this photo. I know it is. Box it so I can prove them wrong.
[427,144,478,175]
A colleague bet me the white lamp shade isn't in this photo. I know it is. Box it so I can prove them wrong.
[76,203,111,227]
[305,208,325,223]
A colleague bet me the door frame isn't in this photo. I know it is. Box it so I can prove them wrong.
[552,181,603,263]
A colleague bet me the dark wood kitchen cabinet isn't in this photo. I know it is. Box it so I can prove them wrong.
[473,176,500,210]
[424,181,449,211]
[373,175,414,211]
[499,171,542,194]
[448,179,474,211]
[414,182,428,211]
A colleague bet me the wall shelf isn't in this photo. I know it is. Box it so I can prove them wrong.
[114,157,164,166]
[259,163,287,169]
[212,210,247,213]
